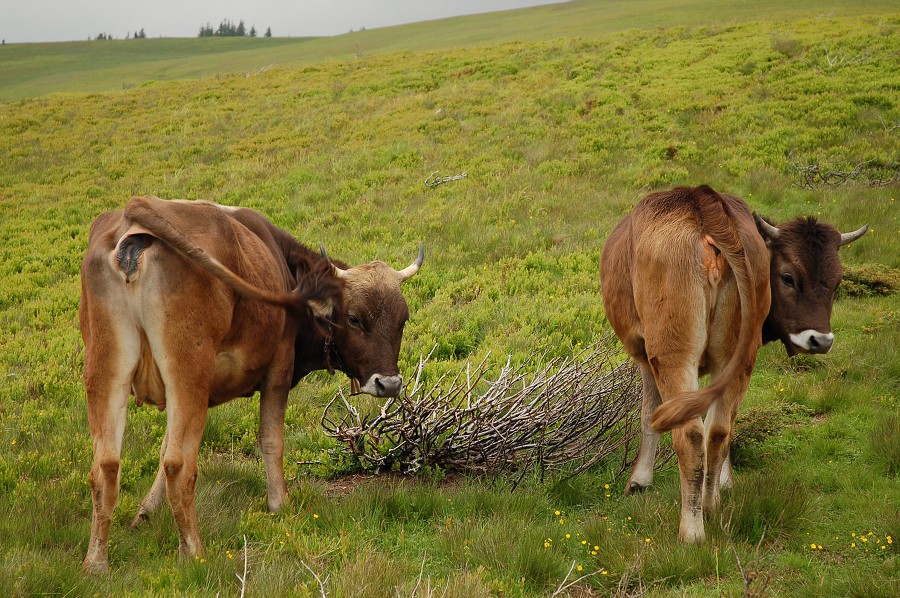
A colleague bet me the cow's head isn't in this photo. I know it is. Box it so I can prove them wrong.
[755,215,867,356]
[323,244,424,397]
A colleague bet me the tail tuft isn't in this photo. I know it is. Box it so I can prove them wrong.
[650,390,716,432]
[291,257,345,336]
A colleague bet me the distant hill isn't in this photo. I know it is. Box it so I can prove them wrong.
[1,0,898,101]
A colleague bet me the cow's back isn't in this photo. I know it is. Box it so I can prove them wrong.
[600,186,769,369]
[80,199,296,406]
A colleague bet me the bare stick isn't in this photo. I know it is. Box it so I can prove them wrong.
[301,559,329,598]
[425,171,468,188]
[236,534,249,598]
[552,560,602,596]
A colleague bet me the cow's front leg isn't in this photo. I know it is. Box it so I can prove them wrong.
[258,386,289,512]
[626,365,662,494]
[719,453,734,489]
[131,432,168,528]
[702,390,744,514]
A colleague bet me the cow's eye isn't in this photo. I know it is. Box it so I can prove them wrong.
[348,314,362,329]
[781,273,795,288]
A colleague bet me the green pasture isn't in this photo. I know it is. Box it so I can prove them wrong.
[0,2,898,596]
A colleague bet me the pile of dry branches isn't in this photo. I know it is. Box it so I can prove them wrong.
[787,150,899,189]
[322,337,642,477]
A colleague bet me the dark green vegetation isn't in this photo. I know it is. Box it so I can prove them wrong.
[1,0,898,595]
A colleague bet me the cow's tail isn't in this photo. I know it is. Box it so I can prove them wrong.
[650,186,759,432]
[122,196,341,318]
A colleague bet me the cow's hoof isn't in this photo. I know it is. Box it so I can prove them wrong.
[82,557,109,574]
[130,509,150,529]
[626,482,648,495]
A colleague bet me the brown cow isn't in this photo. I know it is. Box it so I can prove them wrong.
[600,185,866,542]
[80,196,423,572]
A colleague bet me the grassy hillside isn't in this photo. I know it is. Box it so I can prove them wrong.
[1,6,898,597]
[2,0,900,101]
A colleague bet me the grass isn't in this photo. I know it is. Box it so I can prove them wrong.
[0,2,898,596]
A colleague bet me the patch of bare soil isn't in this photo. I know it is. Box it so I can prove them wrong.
[323,471,467,497]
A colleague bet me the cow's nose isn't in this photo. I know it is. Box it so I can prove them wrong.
[791,330,834,354]
[807,332,834,354]
[362,374,403,397]
[375,375,403,396]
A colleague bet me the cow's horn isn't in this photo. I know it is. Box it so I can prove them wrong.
[396,243,425,282]
[754,214,781,240]
[839,224,869,247]
[319,243,349,279]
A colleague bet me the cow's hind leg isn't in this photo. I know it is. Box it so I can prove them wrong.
[672,419,706,543]
[83,333,139,572]
[161,389,209,561]
[643,305,707,542]
[147,335,214,561]
[131,432,168,528]
[646,353,705,543]
[626,365,662,494]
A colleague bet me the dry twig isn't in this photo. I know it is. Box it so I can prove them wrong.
[301,559,329,598]
[425,171,467,188]
[236,534,249,598]
[878,115,900,133]
[552,560,603,596]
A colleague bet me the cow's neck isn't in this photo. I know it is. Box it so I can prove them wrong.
[761,317,780,345]
[291,328,330,383]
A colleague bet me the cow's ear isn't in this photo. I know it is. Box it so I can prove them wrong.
[307,298,334,320]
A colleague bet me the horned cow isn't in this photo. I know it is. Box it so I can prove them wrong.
[600,185,866,542]
[80,196,423,571]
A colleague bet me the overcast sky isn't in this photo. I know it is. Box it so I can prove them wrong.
[2,1,563,44]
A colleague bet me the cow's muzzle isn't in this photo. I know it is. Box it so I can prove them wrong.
[357,374,403,397]
[789,330,834,354]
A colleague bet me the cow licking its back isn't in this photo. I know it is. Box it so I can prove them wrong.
[599,185,867,542]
